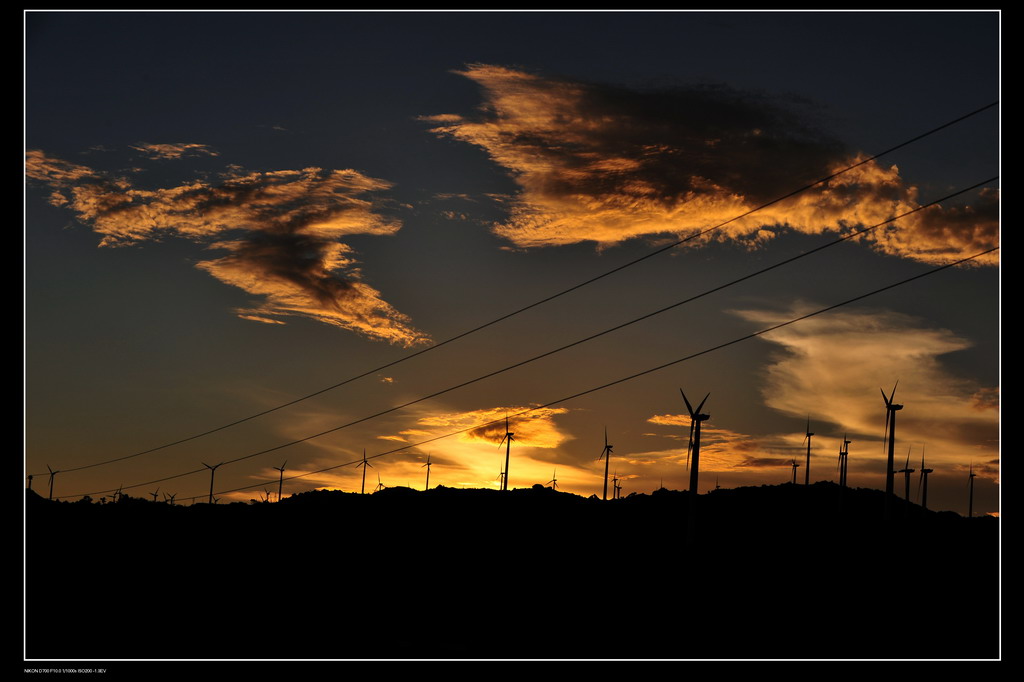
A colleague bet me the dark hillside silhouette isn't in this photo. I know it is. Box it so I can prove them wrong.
[25,483,998,660]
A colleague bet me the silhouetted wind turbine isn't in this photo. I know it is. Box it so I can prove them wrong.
[917,446,934,511]
[680,389,710,495]
[422,453,433,491]
[790,459,800,485]
[374,471,386,493]
[881,382,903,519]
[46,465,59,501]
[614,477,623,500]
[498,415,515,491]
[611,472,620,500]
[495,467,505,490]
[803,416,814,485]
[356,449,373,495]
[149,487,160,503]
[547,469,558,490]
[838,435,851,488]
[967,462,977,518]
[598,427,613,500]
[897,445,915,504]
[202,462,222,505]
[273,461,287,502]
[163,492,176,505]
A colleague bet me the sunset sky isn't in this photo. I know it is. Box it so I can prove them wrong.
[25,10,999,517]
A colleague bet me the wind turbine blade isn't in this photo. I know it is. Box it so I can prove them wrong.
[905,446,912,470]
[890,380,899,403]
[880,387,890,406]
[680,389,695,417]
[695,392,710,415]
[883,410,890,454]
[917,469,924,501]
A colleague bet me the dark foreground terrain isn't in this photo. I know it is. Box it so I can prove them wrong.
[25,483,999,660]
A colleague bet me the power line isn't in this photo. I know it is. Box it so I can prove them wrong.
[41,101,998,476]
[63,244,998,502]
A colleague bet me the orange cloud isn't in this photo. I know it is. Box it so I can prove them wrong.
[128,142,219,160]
[425,65,997,263]
[26,150,428,346]
[416,405,571,449]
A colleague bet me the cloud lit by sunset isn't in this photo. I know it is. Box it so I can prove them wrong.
[424,65,998,264]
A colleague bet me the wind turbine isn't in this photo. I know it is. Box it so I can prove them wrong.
[356,449,373,495]
[546,469,558,490]
[881,382,904,519]
[897,445,915,504]
[967,462,977,518]
[614,477,623,500]
[163,492,176,505]
[273,461,287,502]
[495,467,506,490]
[611,472,620,500]
[149,487,160,503]
[790,459,800,485]
[598,427,613,500]
[498,415,515,491]
[680,389,710,495]
[202,462,223,505]
[917,446,934,511]
[422,453,433,491]
[838,435,851,488]
[374,471,386,493]
[46,465,59,501]
[803,416,814,485]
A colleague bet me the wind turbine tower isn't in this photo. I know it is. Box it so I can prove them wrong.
[918,447,934,511]
[803,416,814,485]
[273,461,287,502]
[897,446,915,504]
[498,416,515,491]
[881,382,904,519]
[680,389,711,495]
[598,427,613,500]
[838,435,851,488]
[422,453,433,491]
[356,449,373,495]
[46,465,59,501]
[202,462,223,505]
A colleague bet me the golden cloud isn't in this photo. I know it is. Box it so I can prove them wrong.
[129,142,220,160]
[425,65,997,263]
[26,150,428,346]
[416,405,571,449]
[733,305,999,477]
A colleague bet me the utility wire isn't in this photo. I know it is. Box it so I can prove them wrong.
[42,101,998,476]
[63,244,998,502]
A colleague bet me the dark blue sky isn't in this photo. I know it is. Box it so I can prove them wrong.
[25,10,999,515]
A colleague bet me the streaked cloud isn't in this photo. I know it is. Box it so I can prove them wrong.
[424,64,997,264]
[129,142,220,160]
[733,304,999,478]
[26,150,428,346]
[417,405,571,449]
